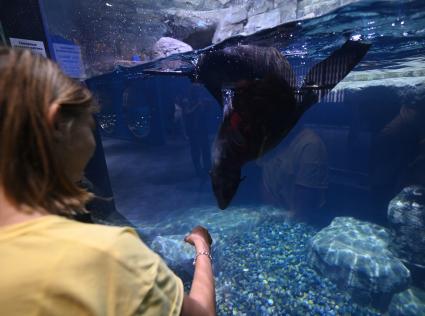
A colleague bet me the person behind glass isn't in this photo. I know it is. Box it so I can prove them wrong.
[181,86,212,179]
[0,48,216,316]
[260,127,328,220]
[369,96,425,218]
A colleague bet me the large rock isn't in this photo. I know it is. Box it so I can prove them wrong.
[151,235,194,264]
[213,0,298,43]
[150,235,195,281]
[244,8,282,34]
[296,0,359,19]
[152,37,193,59]
[388,287,425,316]
[212,0,367,44]
[160,8,221,48]
[388,186,425,268]
[212,5,248,43]
[307,217,410,310]
[248,0,274,16]
[388,186,425,290]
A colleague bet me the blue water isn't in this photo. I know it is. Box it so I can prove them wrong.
[85,0,425,314]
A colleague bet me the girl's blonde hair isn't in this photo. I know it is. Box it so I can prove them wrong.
[0,48,95,216]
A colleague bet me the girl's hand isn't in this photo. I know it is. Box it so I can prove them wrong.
[184,226,212,249]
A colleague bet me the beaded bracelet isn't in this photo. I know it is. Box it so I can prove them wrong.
[193,250,213,266]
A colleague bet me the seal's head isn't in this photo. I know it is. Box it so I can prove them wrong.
[210,166,244,210]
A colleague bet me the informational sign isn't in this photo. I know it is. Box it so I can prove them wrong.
[9,37,47,56]
[52,42,85,79]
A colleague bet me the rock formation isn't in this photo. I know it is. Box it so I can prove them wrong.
[388,186,425,268]
[151,37,193,59]
[151,234,195,281]
[388,287,425,316]
[307,217,410,310]
[388,186,425,290]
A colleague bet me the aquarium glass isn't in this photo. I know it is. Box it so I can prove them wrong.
[40,0,425,315]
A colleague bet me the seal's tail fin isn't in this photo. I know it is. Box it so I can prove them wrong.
[298,40,371,112]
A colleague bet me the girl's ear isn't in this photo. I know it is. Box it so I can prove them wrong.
[48,103,64,139]
[47,103,71,140]
[47,103,60,129]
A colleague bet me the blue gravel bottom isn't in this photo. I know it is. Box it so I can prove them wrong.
[184,218,382,316]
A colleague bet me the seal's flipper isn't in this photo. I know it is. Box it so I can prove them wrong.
[299,40,371,111]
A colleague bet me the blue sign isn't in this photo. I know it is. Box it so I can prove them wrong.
[52,42,84,78]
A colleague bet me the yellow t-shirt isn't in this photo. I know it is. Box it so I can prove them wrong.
[0,215,184,316]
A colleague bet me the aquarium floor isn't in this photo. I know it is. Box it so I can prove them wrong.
[102,136,216,223]
[102,137,381,316]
